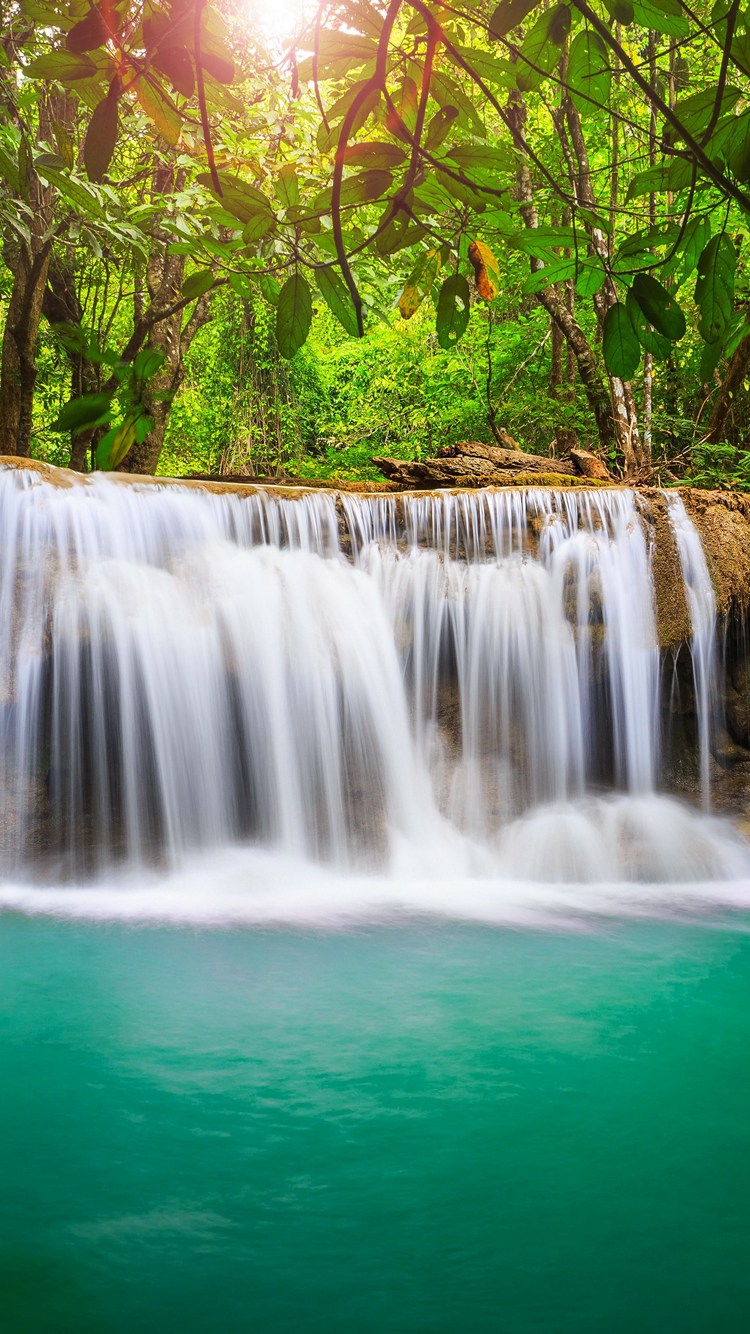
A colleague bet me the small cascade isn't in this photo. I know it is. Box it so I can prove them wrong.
[665,492,719,805]
[0,463,747,897]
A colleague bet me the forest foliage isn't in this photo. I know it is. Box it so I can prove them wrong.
[2,0,750,484]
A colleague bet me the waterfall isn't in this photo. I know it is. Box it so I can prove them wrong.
[665,492,719,806]
[0,462,748,907]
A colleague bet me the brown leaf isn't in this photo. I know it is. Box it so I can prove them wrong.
[398,281,422,320]
[200,50,235,85]
[67,7,109,55]
[468,239,501,302]
[154,45,195,99]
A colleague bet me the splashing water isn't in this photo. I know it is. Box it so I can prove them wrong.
[0,464,748,924]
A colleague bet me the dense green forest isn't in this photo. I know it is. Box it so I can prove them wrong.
[2,0,750,484]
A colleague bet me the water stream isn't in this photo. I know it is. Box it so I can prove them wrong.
[0,464,748,923]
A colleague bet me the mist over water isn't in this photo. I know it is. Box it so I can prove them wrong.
[1,465,749,924]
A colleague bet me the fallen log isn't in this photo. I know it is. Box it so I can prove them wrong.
[373,440,613,488]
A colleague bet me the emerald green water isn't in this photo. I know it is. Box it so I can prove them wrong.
[1,916,749,1332]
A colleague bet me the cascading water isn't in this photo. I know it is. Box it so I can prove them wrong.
[0,461,748,924]
[664,491,719,806]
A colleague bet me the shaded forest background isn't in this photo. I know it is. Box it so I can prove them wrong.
[3,0,750,487]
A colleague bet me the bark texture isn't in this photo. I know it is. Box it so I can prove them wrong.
[372,440,613,487]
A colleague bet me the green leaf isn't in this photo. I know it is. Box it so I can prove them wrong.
[630,273,686,341]
[731,29,750,77]
[34,155,106,219]
[699,339,722,384]
[134,415,154,445]
[51,119,75,169]
[695,234,736,343]
[488,0,541,38]
[523,257,578,293]
[317,85,380,152]
[339,141,407,170]
[258,274,281,306]
[721,309,750,360]
[52,391,112,434]
[425,106,460,151]
[675,215,712,279]
[567,32,611,115]
[26,51,97,81]
[136,81,182,146]
[228,272,254,300]
[197,172,275,229]
[276,272,313,358]
[575,260,607,298]
[315,267,359,337]
[451,46,517,89]
[436,274,471,348]
[430,71,486,139]
[438,171,487,208]
[710,109,750,181]
[672,86,742,140]
[577,207,611,236]
[626,158,693,200]
[617,223,681,259]
[0,139,21,194]
[181,270,215,302]
[296,31,377,79]
[96,419,137,471]
[602,303,640,379]
[242,213,276,242]
[602,0,634,21]
[83,92,118,183]
[445,144,514,175]
[625,289,672,360]
[132,349,165,380]
[339,169,394,206]
[517,4,571,94]
[374,205,415,256]
[513,223,577,253]
[631,0,689,37]
[273,164,299,208]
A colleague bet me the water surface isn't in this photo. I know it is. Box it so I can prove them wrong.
[1,916,749,1332]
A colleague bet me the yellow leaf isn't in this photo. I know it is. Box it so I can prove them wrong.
[398,282,421,319]
[136,80,181,146]
[398,249,442,320]
[468,239,500,302]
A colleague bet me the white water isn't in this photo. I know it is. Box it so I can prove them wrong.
[1,465,748,925]
[665,492,719,806]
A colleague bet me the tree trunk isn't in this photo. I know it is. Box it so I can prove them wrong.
[550,318,564,395]
[706,332,750,444]
[42,255,99,470]
[507,87,632,465]
[119,166,212,475]
[0,250,51,455]
[0,92,60,456]
[561,90,645,473]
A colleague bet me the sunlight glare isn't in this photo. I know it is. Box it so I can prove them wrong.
[247,0,310,45]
